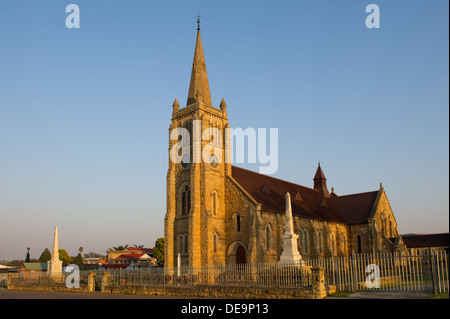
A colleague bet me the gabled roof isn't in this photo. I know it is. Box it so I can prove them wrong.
[231,165,380,225]
[400,233,449,249]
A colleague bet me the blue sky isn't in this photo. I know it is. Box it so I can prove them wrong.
[0,0,448,260]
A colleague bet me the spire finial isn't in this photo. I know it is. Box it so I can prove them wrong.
[196,13,201,30]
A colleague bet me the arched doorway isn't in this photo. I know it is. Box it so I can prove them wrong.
[236,245,246,264]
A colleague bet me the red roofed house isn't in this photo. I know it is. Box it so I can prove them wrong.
[113,253,157,266]
[164,26,406,269]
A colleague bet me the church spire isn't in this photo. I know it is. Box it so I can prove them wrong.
[313,162,330,198]
[186,19,212,107]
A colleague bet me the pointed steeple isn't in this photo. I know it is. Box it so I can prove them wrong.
[186,28,212,107]
[313,162,330,197]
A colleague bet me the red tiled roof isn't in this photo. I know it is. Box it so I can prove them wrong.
[401,233,449,248]
[328,191,379,224]
[231,165,379,225]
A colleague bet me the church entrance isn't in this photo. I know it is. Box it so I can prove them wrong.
[236,246,246,264]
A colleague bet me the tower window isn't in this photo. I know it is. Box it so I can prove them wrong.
[357,235,362,254]
[181,185,191,215]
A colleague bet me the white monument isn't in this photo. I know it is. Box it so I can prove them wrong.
[278,193,304,265]
[47,226,63,276]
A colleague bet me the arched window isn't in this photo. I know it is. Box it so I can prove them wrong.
[187,190,191,214]
[236,214,241,232]
[357,235,362,254]
[318,231,324,254]
[213,233,219,253]
[211,191,218,215]
[182,192,187,215]
[330,233,336,255]
[181,185,190,215]
[299,228,304,252]
[304,229,310,253]
[184,234,189,254]
[265,225,272,251]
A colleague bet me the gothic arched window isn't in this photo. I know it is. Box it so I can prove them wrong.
[181,185,191,215]
[265,225,272,251]
[318,231,324,254]
[182,192,187,215]
[236,214,241,232]
[211,191,218,215]
[213,233,219,253]
[357,235,362,254]
[304,229,310,253]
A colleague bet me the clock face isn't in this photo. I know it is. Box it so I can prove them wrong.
[209,154,218,168]
[181,154,191,168]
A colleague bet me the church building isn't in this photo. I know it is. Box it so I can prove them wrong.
[164,24,403,269]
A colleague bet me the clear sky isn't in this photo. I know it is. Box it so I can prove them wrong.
[0,0,448,261]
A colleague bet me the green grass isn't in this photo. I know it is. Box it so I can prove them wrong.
[428,292,449,299]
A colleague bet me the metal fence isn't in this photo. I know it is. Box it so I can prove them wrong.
[305,250,449,293]
[106,262,312,288]
[7,250,448,294]
[8,270,94,287]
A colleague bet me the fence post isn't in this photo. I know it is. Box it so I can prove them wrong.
[311,266,327,299]
[431,250,438,296]
[351,251,357,291]
[87,272,96,293]
[101,271,110,293]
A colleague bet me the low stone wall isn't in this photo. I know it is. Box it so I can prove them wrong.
[7,282,90,293]
[103,284,314,299]
[7,268,329,299]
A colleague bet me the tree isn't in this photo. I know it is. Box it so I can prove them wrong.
[25,247,30,262]
[153,238,164,266]
[72,253,84,267]
[39,248,51,263]
[58,249,71,264]
[83,252,104,259]
[109,244,129,251]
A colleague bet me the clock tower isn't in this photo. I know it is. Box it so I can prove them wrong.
[165,24,230,269]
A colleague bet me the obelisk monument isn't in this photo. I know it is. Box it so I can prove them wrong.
[278,193,303,265]
[47,226,63,276]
